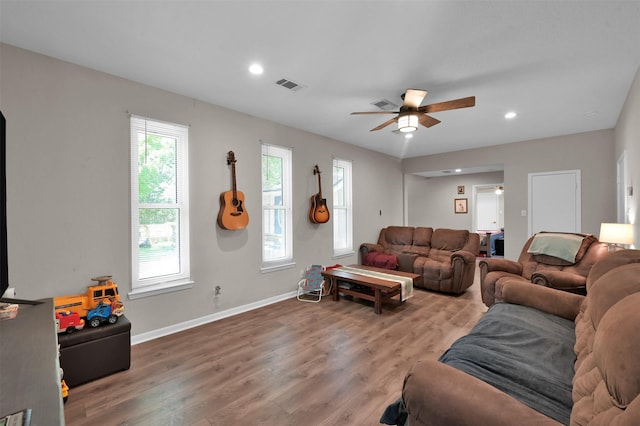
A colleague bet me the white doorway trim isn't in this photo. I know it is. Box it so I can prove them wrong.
[617,150,629,223]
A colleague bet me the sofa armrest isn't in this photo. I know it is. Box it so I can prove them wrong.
[403,359,561,426]
[531,270,587,290]
[359,243,383,257]
[479,258,523,275]
[497,279,584,321]
[451,249,477,265]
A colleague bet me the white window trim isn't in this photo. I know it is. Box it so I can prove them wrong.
[130,115,191,298]
[261,143,294,271]
[333,157,354,257]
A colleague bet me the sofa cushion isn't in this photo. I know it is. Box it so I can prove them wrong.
[396,253,418,273]
[439,303,576,424]
[431,228,468,251]
[412,227,433,247]
[572,292,640,425]
[594,293,640,408]
[383,226,415,245]
[587,263,640,329]
[586,249,640,290]
[573,262,640,425]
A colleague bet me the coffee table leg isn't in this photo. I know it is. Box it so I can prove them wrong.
[374,288,382,314]
[332,278,339,302]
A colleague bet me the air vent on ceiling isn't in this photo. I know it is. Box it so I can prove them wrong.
[276,78,305,92]
[371,99,398,111]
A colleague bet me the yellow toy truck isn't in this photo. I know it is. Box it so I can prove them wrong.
[54,276,124,328]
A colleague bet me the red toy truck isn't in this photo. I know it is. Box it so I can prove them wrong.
[55,310,85,334]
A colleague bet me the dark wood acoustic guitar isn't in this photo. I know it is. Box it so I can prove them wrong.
[217,151,249,230]
[309,165,330,224]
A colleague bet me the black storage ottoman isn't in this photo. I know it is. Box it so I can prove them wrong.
[58,315,131,387]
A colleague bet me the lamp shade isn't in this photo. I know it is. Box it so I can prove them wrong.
[398,114,418,133]
[599,223,634,245]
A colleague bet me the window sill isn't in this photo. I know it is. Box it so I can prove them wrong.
[260,261,296,273]
[333,250,355,259]
[128,279,194,300]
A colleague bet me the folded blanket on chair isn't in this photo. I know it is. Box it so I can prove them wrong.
[527,232,585,263]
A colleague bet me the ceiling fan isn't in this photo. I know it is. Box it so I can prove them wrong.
[351,89,475,133]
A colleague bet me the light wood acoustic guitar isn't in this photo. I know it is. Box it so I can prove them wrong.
[309,165,330,224]
[217,151,249,230]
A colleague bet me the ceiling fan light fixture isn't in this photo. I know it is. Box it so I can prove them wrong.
[398,114,418,133]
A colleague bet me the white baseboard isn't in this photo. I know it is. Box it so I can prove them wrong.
[131,290,297,345]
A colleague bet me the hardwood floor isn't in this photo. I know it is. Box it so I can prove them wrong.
[64,265,486,425]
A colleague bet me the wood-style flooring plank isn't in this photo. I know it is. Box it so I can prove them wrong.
[64,263,486,425]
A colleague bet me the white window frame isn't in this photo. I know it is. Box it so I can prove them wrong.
[261,143,294,272]
[333,157,353,257]
[129,115,192,299]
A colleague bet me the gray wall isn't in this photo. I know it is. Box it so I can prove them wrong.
[0,44,404,336]
[406,171,504,229]
[403,130,617,259]
[615,66,640,245]
[1,42,631,339]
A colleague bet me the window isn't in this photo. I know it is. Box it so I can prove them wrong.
[130,116,191,297]
[261,144,293,270]
[333,158,353,256]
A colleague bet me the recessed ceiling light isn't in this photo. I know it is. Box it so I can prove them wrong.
[249,63,264,75]
[505,111,517,119]
[455,169,462,173]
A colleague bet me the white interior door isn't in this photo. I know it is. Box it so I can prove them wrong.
[528,170,581,235]
[473,184,504,231]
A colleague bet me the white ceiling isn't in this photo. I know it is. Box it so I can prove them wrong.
[1,1,639,160]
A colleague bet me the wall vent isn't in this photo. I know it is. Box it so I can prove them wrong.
[276,78,305,92]
[371,99,398,111]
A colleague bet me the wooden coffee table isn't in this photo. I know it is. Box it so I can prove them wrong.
[321,265,420,314]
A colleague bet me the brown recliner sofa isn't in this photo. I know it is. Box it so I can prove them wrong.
[386,250,640,425]
[480,231,608,307]
[360,226,479,294]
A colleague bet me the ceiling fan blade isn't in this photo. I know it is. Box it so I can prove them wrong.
[418,114,441,128]
[370,117,398,131]
[418,96,476,113]
[351,111,399,115]
[403,89,427,109]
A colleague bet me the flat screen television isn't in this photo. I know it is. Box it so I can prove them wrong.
[0,111,40,305]
[1,110,8,299]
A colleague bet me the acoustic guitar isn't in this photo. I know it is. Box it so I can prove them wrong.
[309,165,330,224]
[217,151,249,230]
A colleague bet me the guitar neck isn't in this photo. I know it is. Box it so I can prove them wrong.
[315,165,324,199]
[231,163,238,199]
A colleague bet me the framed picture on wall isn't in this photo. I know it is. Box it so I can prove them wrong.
[455,198,468,214]
[457,185,465,194]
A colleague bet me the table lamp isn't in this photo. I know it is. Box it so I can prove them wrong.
[599,223,634,252]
